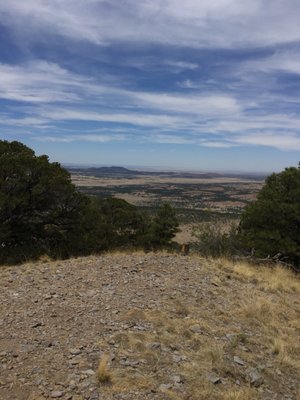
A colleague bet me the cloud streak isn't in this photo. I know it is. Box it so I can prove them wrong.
[0,1,300,170]
[2,1,300,49]
[1,59,300,152]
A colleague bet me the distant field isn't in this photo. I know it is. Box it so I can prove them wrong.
[71,168,264,225]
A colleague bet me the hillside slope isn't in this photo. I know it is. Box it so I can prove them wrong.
[0,253,299,400]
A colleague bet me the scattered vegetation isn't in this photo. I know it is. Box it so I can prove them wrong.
[1,139,299,272]
[0,140,178,264]
[75,177,262,224]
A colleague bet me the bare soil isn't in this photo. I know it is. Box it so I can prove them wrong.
[1,253,299,400]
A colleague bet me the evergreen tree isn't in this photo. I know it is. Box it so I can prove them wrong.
[97,197,145,248]
[0,140,99,262]
[144,203,179,249]
[239,166,300,268]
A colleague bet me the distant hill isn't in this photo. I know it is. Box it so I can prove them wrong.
[67,166,265,181]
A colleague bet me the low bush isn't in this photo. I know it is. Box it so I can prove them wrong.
[192,220,240,258]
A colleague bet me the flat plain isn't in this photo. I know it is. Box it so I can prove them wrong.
[70,168,264,224]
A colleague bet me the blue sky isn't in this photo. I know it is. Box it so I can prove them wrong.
[1,1,300,172]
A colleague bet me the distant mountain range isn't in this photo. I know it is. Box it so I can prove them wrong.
[66,166,265,181]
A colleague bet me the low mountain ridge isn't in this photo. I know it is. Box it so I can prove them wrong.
[67,166,265,181]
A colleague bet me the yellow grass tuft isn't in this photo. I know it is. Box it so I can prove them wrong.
[97,355,112,383]
[272,338,285,355]
[223,387,257,400]
[206,344,224,366]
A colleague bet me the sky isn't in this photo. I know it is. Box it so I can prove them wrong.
[0,1,300,173]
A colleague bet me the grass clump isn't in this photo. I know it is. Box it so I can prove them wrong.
[97,355,112,383]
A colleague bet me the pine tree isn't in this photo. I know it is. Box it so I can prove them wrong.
[239,166,300,268]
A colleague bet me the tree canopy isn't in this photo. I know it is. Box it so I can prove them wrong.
[0,140,179,264]
[239,165,300,268]
[0,140,100,262]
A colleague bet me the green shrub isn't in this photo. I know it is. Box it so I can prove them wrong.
[192,220,239,258]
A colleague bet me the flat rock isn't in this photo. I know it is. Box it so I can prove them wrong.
[207,373,222,384]
[233,356,245,366]
[248,368,264,387]
[190,325,203,334]
[51,391,63,398]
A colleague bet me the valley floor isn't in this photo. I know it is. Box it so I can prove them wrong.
[0,252,299,400]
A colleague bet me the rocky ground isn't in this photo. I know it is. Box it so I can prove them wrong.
[0,252,299,400]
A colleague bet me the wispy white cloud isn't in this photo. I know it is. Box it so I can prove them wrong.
[212,115,300,133]
[241,50,300,75]
[121,57,199,73]
[41,108,187,129]
[36,133,128,143]
[1,58,300,153]
[233,133,300,151]
[1,1,300,49]
[133,92,241,115]
[0,61,242,126]
[162,60,199,72]
[0,61,92,103]
[200,141,236,148]
[147,134,194,145]
[0,61,239,118]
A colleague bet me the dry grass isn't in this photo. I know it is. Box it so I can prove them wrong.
[96,256,300,399]
[272,338,285,355]
[230,261,300,293]
[222,388,257,400]
[97,355,112,384]
[239,297,275,325]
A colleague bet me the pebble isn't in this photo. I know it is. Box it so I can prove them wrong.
[82,369,95,376]
[172,354,187,363]
[172,375,184,384]
[51,390,63,398]
[31,321,43,328]
[159,383,172,391]
[190,324,203,334]
[70,349,81,355]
